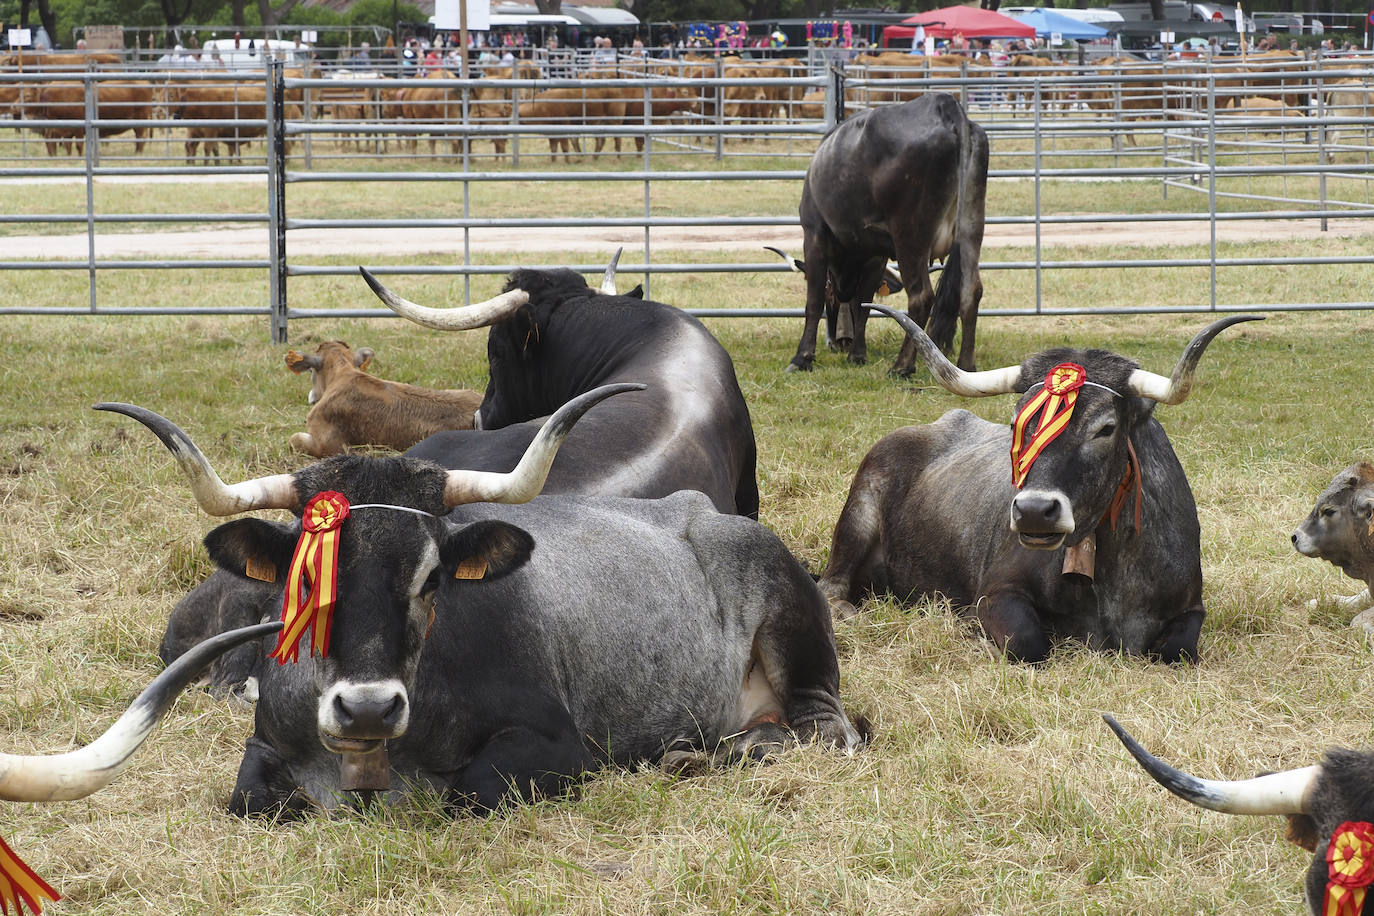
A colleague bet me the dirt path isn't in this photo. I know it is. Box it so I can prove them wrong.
[4,215,1372,261]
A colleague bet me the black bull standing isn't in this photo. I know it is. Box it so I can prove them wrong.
[818,310,1259,663]
[100,387,863,817]
[787,92,989,375]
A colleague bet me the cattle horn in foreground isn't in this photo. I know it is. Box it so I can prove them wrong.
[873,306,1262,404]
[0,621,282,802]
[94,383,644,512]
[1103,714,1318,815]
[1102,715,1374,916]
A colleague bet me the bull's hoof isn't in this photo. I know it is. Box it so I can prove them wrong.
[661,749,712,778]
[785,359,814,373]
[846,352,867,367]
[887,364,916,379]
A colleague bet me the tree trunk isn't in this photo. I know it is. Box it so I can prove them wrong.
[533,0,563,14]
[1150,0,1165,20]
[36,0,57,48]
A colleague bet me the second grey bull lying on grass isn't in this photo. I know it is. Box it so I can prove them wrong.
[819,310,1258,663]
[104,386,864,818]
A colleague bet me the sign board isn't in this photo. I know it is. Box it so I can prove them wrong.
[7,28,31,48]
[83,25,124,50]
[301,29,318,44]
[434,0,491,32]
[1050,31,1063,45]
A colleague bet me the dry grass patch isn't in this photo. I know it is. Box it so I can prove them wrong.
[0,292,1373,914]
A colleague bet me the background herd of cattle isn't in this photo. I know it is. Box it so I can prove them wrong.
[2,47,1373,163]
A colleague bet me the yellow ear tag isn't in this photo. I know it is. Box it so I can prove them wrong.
[245,556,277,582]
[454,557,487,580]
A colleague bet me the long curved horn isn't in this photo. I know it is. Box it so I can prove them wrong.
[360,267,529,331]
[764,246,804,272]
[1126,315,1263,405]
[599,247,623,294]
[1104,714,1318,816]
[870,304,1022,397]
[444,382,645,506]
[94,404,298,516]
[0,621,282,802]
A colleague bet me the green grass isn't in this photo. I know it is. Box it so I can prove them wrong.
[2,281,1374,913]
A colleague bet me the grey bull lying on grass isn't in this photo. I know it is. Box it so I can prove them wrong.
[818,309,1259,663]
[101,385,865,818]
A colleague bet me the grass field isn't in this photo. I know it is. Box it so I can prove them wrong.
[2,269,1374,914]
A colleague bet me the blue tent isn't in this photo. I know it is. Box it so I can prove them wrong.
[1006,8,1109,41]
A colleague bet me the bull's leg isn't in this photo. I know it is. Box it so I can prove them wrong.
[846,259,890,367]
[290,428,345,458]
[976,587,1052,664]
[746,570,864,752]
[890,261,936,378]
[547,138,560,161]
[817,474,885,619]
[1148,608,1203,665]
[953,241,984,372]
[447,721,591,813]
[787,258,829,372]
[228,735,310,819]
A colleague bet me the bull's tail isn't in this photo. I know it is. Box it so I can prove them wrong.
[926,244,962,353]
[926,102,987,358]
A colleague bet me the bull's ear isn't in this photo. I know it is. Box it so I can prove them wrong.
[285,351,320,374]
[1128,397,1158,426]
[204,518,300,585]
[1284,812,1320,853]
[1356,492,1374,525]
[354,347,375,371]
[440,520,534,583]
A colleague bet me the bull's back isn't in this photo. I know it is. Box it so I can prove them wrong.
[861,409,1015,604]
[439,493,771,760]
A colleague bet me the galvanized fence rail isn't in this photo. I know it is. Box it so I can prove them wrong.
[2,57,1373,338]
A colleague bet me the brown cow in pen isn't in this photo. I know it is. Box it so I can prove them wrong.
[23,81,154,156]
[285,340,482,457]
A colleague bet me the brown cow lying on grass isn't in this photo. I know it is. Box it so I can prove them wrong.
[1292,461,1374,628]
[285,340,481,457]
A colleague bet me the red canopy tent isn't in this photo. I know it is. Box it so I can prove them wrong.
[884,5,1036,44]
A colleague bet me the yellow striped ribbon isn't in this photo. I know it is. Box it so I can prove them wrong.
[1010,363,1087,489]
[0,833,59,916]
[272,491,350,664]
[1325,822,1374,916]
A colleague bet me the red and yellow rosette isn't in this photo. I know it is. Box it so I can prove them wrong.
[1325,821,1374,916]
[0,834,58,916]
[272,491,350,664]
[1010,362,1087,488]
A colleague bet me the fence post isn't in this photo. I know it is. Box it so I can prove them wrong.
[267,59,288,344]
[84,72,98,313]
[825,64,845,129]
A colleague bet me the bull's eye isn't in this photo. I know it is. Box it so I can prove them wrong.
[1321,506,1338,520]
[1094,421,1116,439]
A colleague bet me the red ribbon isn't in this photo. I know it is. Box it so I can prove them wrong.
[272,491,350,664]
[1325,821,1374,916]
[1010,363,1086,488]
[0,833,59,916]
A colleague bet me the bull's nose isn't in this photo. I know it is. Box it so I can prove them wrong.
[333,690,406,737]
[1012,492,1063,531]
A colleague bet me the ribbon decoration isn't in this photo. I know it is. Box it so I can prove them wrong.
[272,491,350,664]
[0,834,59,916]
[1325,821,1374,916]
[1010,363,1087,488]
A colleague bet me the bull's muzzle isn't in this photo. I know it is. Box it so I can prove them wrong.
[318,679,409,753]
[1010,489,1075,549]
